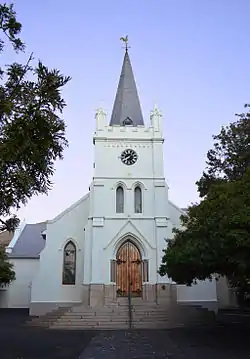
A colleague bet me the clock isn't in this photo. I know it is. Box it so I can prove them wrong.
[121,149,138,166]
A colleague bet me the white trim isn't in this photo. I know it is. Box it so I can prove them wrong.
[48,193,89,223]
[131,180,147,190]
[30,301,82,304]
[115,183,126,214]
[114,180,128,190]
[168,200,186,216]
[94,137,164,143]
[59,237,81,251]
[103,219,156,256]
[95,216,156,220]
[177,299,217,302]
[5,219,26,253]
[113,233,146,258]
[94,176,165,180]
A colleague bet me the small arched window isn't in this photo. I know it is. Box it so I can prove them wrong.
[134,186,142,213]
[62,241,76,285]
[116,186,124,213]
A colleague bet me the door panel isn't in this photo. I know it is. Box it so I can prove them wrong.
[116,241,142,297]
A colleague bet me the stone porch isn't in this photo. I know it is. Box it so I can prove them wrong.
[30,283,176,316]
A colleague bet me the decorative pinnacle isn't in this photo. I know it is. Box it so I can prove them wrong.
[120,35,130,52]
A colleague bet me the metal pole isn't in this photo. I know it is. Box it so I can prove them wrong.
[128,277,132,329]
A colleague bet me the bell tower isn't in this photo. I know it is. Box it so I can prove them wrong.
[84,39,170,306]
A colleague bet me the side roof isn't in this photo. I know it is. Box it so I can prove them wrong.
[7,222,47,259]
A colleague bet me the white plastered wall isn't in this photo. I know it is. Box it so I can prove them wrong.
[0,258,39,308]
[86,119,171,285]
[30,194,89,304]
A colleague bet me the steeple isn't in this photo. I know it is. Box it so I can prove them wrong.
[109,43,144,126]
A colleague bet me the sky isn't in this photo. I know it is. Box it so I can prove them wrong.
[3,0,250,223]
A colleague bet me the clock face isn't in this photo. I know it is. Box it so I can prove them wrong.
[121,149,138,166]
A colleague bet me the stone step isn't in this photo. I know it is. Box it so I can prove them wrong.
[54,315,213,326]
[69,309,130,315]
[53,323,129,328]
[70,306,208,314]
[51,321,130,328]
[49,309,213,321]
[50,319,211,330]
[63,310,174,316]
[55,318,130,324]
[25,300,216,330]
[50,325,130,330]
[56,318,130,324]
[56,314,211,323]
[65,312,123,318]
[56,317,169,325]
[65,310,129,316]
[70,307,130,313]
[62,312,169,320]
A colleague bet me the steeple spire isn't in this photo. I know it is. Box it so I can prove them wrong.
[109,37,144,126]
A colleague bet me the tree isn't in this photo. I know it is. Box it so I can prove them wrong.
[0,3,70,285]
[196,108,250,197]
[159,107,250,296]
[0,3,71,228]
[0,248,15,287]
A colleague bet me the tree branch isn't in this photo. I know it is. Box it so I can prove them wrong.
[8,52,33,100]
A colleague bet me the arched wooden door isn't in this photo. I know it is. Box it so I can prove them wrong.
[116,241,142,297]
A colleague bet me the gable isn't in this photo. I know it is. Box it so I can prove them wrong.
[168,200,186,228]
[48,193,89,224]
[103,219,156,258]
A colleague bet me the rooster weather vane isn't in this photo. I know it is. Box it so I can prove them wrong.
[120,35,130,51]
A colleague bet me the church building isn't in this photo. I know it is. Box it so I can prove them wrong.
[1,44,223,316]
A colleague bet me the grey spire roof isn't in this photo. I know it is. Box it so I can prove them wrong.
[109,50,144,126]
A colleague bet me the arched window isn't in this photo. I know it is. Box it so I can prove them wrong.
[116,186,124,213]
[62,241,76,285]
[134,186,142,213]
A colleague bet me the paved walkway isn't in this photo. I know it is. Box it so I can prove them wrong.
[79,326,250,359]
[1,310,250,358]
[79,330,180,358]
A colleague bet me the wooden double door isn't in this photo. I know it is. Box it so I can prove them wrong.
[116,241,142,297]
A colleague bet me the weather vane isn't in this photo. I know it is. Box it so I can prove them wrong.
[120,35,130,51]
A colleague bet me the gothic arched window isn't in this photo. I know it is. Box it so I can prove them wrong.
[116,186,124,213]
[62,241,76,285]
[134,186,142,213]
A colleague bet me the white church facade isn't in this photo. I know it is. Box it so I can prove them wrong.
[1,47,228,315]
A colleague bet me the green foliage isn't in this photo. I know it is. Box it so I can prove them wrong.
[0,215,20,232]
[0,247,15,286]
[0,3,24,53]
[0,3,71,285]
[159,107,250,292]
[196,110,250,197]
[0,3,71,231]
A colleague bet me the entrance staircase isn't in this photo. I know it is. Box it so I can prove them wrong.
[26,298,216,330]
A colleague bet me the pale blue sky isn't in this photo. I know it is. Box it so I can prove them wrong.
[5,0,250,223]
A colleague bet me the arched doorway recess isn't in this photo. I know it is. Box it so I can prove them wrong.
[116,240,142,297]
